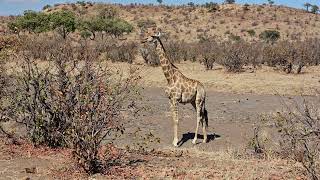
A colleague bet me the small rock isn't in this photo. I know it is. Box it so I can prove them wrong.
[25,167,37,174]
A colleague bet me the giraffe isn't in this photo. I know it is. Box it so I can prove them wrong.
[141,29,208,147]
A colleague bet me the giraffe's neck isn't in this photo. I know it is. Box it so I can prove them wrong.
[155,38,175,84]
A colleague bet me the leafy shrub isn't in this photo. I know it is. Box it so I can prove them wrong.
[247,29,256,37]
[137,19,156,29]
[243,3,250,11]
[259,30,280,43]
[42,4,52,10]
[229,33,241,41]
[98,5,118,19]
[76,1,86,6]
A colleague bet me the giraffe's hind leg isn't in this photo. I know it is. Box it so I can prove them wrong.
[192,100,202,144]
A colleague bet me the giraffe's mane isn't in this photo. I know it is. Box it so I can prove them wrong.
[156,37,179,70]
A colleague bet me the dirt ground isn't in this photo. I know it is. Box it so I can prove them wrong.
[1,62,319,179]
[0,86,312,179]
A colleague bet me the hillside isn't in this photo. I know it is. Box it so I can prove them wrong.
[36,2,320,43]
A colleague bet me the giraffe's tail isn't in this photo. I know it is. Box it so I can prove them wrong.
[203,99,209,128]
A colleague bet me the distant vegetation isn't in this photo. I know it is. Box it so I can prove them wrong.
[8,8,133,39]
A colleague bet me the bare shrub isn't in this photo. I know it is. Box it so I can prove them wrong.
[298,38,320,66]
[0,49,8,97]
[0,35,20,51]
[218,41,246,72]
[164,40,183,63]
[6,39,141,173]
[19,35,62,60]
[105,42,138,64]
[261,42,291,71]
[199,40,220,70]
[275,98,320,180]
[139,43,160,66]
[242,42,263,69]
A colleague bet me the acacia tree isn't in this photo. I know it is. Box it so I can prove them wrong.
[105,18,133,38]
[267,0,275,5]
[78,17,105,40]
[311,5,319,14]
[225,0,235,4]
[304,3,311,12]
[8,10,50,34]
[49,10,76,39]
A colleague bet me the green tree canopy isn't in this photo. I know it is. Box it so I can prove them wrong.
[78,17,105,40]
[225,0,235,4]
[8,10,50,33]
[49,10,76,39]
[105,18,133,37]
[311,5,319,14]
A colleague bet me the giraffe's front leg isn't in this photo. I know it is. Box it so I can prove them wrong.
[170,99,179,147]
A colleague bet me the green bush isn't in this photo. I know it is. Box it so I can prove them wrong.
[137,19,156,29]
[204,2,219,12]
[76,1,86,6]
[42,4,51,10]
[246,29,256,37]
[225,0,235,4]
[259,30,280,43]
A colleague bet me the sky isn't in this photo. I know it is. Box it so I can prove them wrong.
[0,0,319,16]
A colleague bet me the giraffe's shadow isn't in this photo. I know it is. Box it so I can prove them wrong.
[178,132,221,146]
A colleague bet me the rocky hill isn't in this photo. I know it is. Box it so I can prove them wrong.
[39,2,320,42]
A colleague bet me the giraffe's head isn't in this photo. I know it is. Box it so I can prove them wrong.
[140,26,162,44]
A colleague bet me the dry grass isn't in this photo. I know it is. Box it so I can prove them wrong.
[0,139,306,179]
[110,60,320,96]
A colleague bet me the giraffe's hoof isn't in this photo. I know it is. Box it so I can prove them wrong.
[192,139,197,144]
[202,139,208,143]
[172,139,179,147]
